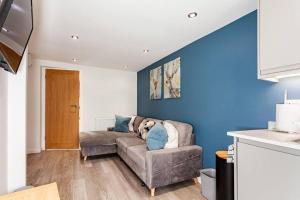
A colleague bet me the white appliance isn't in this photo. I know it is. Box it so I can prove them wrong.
[276,104,300,133]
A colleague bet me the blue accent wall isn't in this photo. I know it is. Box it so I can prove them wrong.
[137,11,300,168]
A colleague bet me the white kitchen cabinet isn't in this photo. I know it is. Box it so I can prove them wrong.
[258,0,300,80]
[237,142,300,200]
[228,130,300,200]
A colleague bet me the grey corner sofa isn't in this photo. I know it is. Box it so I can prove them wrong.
[79,117,203,196]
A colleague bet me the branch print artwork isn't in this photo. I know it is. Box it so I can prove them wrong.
[150,66,162,100]
[164,57,181,99]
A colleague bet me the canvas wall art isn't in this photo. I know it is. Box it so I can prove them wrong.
[150,66,162,100]
[164,57,181,98]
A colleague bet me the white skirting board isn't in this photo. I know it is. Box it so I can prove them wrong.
[26,149,41,154]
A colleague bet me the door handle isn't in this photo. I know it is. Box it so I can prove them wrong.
[69,105,79,113]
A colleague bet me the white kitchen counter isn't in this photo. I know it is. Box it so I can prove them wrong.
[227,129,300,200]
[228,129,300,150]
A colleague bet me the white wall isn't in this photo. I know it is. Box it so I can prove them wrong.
[27,59,137,152]
[0,51,28,194]
[0,70,8,194]
[27,60,41,153]
[7,52,28,192]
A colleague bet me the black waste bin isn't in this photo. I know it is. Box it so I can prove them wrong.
[216,151,234,200]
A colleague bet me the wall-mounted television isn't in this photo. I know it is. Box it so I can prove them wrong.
[0,0,33,74]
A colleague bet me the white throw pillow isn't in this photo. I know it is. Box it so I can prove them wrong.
[128,116,136,132]
[163,121,179,149]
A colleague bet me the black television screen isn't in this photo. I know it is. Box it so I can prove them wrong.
[0,0,33,74]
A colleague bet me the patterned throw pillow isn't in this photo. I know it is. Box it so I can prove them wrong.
[133,116,145,133]
[128,116,136,132]
[138,120,156,140]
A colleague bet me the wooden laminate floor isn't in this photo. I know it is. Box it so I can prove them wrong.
[27,151,206,200]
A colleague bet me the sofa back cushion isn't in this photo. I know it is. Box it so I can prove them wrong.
[164,120,193,147]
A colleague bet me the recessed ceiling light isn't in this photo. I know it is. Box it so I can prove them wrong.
[188,12,198,19]
[2,27,9,32]
[71,35,79,40]
[143,49,149,53]
[72,58,78,62]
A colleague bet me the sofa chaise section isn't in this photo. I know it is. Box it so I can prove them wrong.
[80,131,135,160]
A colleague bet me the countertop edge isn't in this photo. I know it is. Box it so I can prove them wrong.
[227,130,300,151]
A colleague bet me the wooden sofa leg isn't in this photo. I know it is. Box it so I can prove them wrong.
[150,188,155,197]
[84,156,87,161]
[193,178,199,184]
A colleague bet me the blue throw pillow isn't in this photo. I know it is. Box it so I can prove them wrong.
[146,123,168,151]
[114,115,131,132]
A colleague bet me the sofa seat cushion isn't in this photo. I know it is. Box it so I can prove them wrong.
[127,144,147,170]
[116,137,145,153]
[80,131,135,147]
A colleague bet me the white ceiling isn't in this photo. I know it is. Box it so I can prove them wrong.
[29,0,257,71]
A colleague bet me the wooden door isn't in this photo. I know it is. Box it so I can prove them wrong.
[45,69,80,149]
